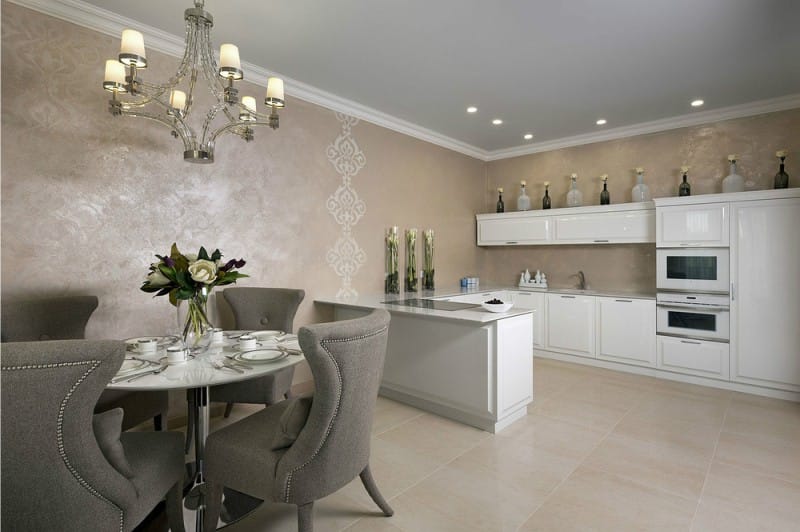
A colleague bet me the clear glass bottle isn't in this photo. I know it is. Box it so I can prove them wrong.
[496,187,505,212]
[722,156,744,193]
[631,168,651,202]
[600,175,610,205]
[517,181,531,211]
[679,167,691,196]
[566,174,583,207]
[542,182,551,209]
[774,152,789,189]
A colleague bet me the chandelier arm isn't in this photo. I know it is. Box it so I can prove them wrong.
[133,20,198,93]
[208,120,277,145]
[198,22,226,97]
[199,101,225,146]
[116,109,193,151]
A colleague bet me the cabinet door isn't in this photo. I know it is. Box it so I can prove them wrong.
[511,291,545,348]
[657,335,729,379]
[730,198,800,391]
[477,217,552,246]
[555,210,655,244]
[545,294,595,357]
[596,297,655,366]
[657,204,729,247]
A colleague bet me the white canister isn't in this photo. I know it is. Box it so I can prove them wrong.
[136,338,158,355]
[166,346,188,364]
[209,328,224,344]
[238,335,257,351]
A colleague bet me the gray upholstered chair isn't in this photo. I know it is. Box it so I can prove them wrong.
[1,339,185,532]
[202,309,393,532]
[210,287,306,416]
[0,295,169,431]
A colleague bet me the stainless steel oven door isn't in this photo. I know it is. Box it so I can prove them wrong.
[656,248,730,293]
[656,300,730,342]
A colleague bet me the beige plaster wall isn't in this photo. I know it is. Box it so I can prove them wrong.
[483,110,800,291]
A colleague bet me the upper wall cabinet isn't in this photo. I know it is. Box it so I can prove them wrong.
[476,202,654,246]
[654,203,729,247]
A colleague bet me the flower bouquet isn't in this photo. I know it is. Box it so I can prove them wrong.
[141,243,247,348]
[423,229,434,290]
[385,227,399,294]
[405,228,418,292]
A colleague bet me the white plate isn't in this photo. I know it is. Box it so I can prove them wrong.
[236,349,288,363]
[117,358,149,375]
[124,336,179,350]
[481,302,514,313]
[250,330,285,340]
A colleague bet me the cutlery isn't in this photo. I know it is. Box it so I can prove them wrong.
[224,355,253,369]
[112,363,168,383]
[212,360,244,373]
[224,331,252,340]
[276,345,303,356]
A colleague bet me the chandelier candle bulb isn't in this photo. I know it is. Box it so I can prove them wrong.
[103,60,127,92]
[265,77,285,107]
[119,29,146,67]
[169,90,187,112]
[219,43,243,79]
[240,96,257,120]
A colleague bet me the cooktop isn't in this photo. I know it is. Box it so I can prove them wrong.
[381,298,480,311]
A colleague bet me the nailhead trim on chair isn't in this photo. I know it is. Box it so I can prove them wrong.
[283,325,388,502]
[3,361,127,532]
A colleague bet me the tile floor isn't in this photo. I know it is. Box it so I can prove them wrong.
[196,358,800,531]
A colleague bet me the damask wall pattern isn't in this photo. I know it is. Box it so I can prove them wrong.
[325,113,367,298]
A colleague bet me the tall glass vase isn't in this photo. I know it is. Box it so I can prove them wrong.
[405,229,418,292]
[385,227,399,294]
[423,229,435,291]
[177,286,213,351]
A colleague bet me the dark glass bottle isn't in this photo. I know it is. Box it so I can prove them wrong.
[600,179,610,205]
[774,156,789,189]
[542,185,551,209]
[496,189,505,212]
[679,171,691,196]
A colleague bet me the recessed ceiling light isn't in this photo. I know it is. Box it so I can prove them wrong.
[523,133,533,140]
[492,119,503,125]
[467,106,478,113]
[596,119,607,125]
[691,99,704,107]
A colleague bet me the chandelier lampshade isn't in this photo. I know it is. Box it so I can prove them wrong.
[101,1,285,163]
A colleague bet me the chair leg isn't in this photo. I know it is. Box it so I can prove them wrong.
[154,413,165,431]
[203,480,224,532]
[297,502,314,532]
[359,464,394,516]
[165,479,186,532]
[223,402,234,418]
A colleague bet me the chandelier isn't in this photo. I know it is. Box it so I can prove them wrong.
[102,0,284,164]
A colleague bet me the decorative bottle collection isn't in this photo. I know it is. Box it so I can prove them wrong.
[679,166,691,196]
[404,228,417,292]
[517,180,531,211]
[496,187,505,212]
[774,150,789,189]
[542,181,551,209]
[631,167,651,202]
[599,174,610,205]
[566,173,583,207]
[722,154,745,193]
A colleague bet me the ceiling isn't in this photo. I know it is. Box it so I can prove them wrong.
[64,0,800,157]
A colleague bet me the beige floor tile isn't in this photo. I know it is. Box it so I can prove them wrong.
[722,396,800,444]
[613,412,721,458]
[375,413,489,464]
[691,462,800,532]
[369,491,487,532]
[371,396,425,435]
[628,389,729,428]
[519,466,697,531]
[342,517,407,531]
[714,430,800,484]
[558,376,644,410]
[583,433,710,500]
[530,393,631,433]
[497,414,609,461]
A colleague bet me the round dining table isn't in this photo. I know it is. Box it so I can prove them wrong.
[106,331,305,531]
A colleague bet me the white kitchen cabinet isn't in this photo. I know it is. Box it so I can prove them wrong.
[477,216,552,246]
[730,197,800,391]
[510,291,545,348]
[655,203,729,247]
[545,293,595,358]
[554,209,655,244]
[444,291,504,305]
[657,335,730,379]
[596,297,655,367]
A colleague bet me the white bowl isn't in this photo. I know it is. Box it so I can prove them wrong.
[481,302,513,313]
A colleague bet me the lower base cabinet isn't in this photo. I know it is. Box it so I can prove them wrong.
[657,335,730,380]
[545,294,595,357]
[596,297,655,367]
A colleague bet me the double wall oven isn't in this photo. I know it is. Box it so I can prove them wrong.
[656,248,730,343]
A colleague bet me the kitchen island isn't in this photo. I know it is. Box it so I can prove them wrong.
[315,289,533,433]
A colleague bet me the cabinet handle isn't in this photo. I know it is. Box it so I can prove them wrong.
[680,340,702,345]
[560,295,576,299]
[731,283,735,301]
[594,239,609,243]
[615,299,633,302]
[506,241,518,244]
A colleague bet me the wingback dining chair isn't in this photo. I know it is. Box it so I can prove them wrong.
[202,309,393,532]
[1,339,185,532]
[210,287,305,416]
[0,295,169,431]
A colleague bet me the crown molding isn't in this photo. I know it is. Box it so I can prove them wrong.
[7,0,489,160]
[486,93,800,161]
[9,0,800,163]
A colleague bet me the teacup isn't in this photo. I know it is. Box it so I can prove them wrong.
[136,338,158,355]
[166,346,188,364]
[238,335,257,351]
[209,328,224,344]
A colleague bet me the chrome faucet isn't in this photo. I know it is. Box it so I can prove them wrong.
[572,270,586,290]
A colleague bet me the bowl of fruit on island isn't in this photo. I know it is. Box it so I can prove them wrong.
[481,298,513,313]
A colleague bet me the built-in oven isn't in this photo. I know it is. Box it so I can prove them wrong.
[656,292,730,342]
[656,248,729,293]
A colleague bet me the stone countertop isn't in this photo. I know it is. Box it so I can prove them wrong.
[414,284,656,301]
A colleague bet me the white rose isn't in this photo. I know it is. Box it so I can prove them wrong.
[185,253,198,262]
[681,165,690,173]
[520,180,527,186]
[188,259,217,284]
[570,173,578,179]
[146,269,170,287]
[498,187,503,193]
[634,167,644,174]
[600,174,608,181]
[544,181,550,187]
[727,154,737,162]
[776,150,787,158]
